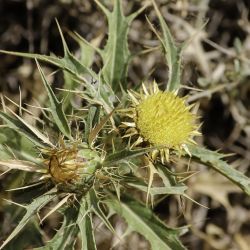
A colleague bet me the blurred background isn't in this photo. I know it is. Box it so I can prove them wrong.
[0,0,250,249]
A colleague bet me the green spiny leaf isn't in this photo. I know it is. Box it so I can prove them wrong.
[96,78,116,111]
[36,60,72,139]
[88,109,114,146]
[103,147,157,165]
[89,189,114,233]
[0,127,38,161]
[0,49,96,80]
[77,198,97,250]
[54,19,97,79]
[84,106,99,142]
[77,74,116,113]
[188,144,250,196]
[0,21,97,82]
[151,0,182,91]
[0,111,47,148]
[5,221,44,250]
[0,159,45,173]
[127,182,187,196]
[106,195,186,250]
[35,205,80,250]
[61,71,78,111]
[95,0,145,91]
[156,163,178,186]
[0,189,57,250]
[70,31,102,68]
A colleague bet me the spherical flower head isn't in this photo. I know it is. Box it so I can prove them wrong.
[136,91,196,148]
[120,82,200,162]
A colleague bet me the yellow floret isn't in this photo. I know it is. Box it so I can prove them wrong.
[136,91,195,148]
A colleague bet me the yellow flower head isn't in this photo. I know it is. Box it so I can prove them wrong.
[137,91,195,147]
[121,82,200,162]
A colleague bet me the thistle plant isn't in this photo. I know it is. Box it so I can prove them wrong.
[0,1,250,249]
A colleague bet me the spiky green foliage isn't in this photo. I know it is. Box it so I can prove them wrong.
[149,0,183,91]
[188,145,250,195]
[0,1,249,249]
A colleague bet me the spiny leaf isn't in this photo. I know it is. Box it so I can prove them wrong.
[0,49,96,80]
[61,71,78,111]
[84,106,100,143]
[156,163,177,186]
[6,107,54,147]
[188,144,250,196]
[96,78,117,112]
[0,159,45,173]
[123,174,187,197]
[89,189,114,233]
[36,60,72,139]
[70,31,102,68]
[151,0,182,91]
[55,19,97,111]
[0,189,57,250]
[106,195,186,250]
[0,111,48,148]
[77,198,97,250]
[5,221,44,250]
[103,147,157,165]
[77,74,116,113]
[146,161,158,205]
[88,109,114,146]
[127,181,187,196]
[40,194,73,224]
[0,20,96,81]
[61,31,102,111]
[0,127,38,161]
[95,0,146,91]
[35,205,80,250]
[54,19,97,80]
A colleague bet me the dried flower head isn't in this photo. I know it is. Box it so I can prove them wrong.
[121,82,200,162]
[42,140,101,193]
